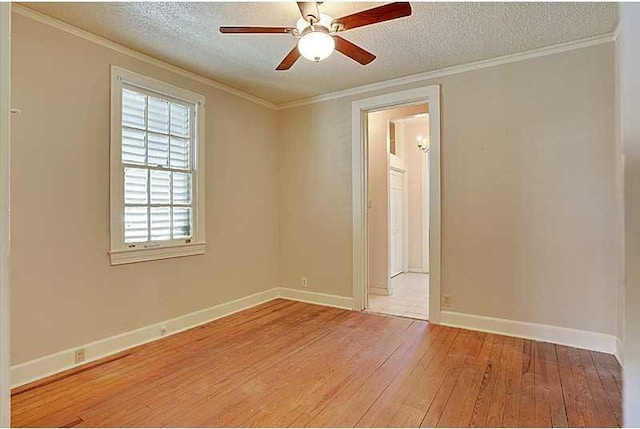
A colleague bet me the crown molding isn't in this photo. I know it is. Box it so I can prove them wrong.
[276,31,616,110]
[11,5,279,111]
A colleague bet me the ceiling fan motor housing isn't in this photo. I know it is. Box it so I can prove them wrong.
[300,24,330,37]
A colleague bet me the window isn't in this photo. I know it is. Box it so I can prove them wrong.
[110,66,205,265]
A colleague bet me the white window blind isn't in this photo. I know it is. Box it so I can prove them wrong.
[110,67,205,265]
[121,85,195,244]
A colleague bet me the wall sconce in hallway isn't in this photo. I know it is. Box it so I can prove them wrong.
[417,134,429,152]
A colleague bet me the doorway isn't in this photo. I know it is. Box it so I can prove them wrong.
[351,85,441,324]
[364,105,430,320]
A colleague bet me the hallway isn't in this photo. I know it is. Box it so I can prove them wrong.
[367,272,429,320]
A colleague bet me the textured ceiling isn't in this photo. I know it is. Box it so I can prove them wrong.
[22,2,618,104]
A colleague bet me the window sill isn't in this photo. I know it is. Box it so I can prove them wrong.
[109,242,206,266]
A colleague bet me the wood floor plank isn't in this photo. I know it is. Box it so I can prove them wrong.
[556,344,586,427]
[237,315,415,427]
[518,339,536,427]
[482,335,515,427]
[536,342,567,427]
[578,348,619,427]
[436,332,495,427]
[16,300,343,427]
[566,344,601,427]
[80,303,352,427]
[13,299,293,404]
[592,351,622,393]
[109,310,397,427]
[533,341,553,427]
[211,313,407,427]
[354,327,460,427]
[501,337,524,427]
[591,351,623,426]
[287,321,435,428]
[11,302,622,428]
[305,323,444,427]
[469,335,505,427]
[13,300,302,425]
[419,329,476,428]
[386,329,460,427]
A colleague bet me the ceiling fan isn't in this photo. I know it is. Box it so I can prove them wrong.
[219,2,412,70]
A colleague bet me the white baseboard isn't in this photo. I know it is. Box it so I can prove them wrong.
[369,286,391,296]
[277,287,354,310]
[440,311,618,355]
[615,337,624,365]
[10,287,354,388]
[12,293,619,389]
[11,288,280,388]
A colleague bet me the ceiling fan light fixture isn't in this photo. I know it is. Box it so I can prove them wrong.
[297,27,335,62]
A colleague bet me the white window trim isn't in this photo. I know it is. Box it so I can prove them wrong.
[109,65,206,265]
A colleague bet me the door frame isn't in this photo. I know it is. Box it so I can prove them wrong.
[351,85,441,323]
[0,2,11,426]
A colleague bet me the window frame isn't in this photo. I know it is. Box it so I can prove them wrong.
[110,66,206,265]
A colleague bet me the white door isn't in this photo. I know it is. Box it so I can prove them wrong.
[389,169,404,278]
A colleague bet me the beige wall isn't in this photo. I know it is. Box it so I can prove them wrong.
[619,4,640,426]
[367,105,427,293]
[404,119,429,271]
[278,42,619,336]
[10,13,280,364]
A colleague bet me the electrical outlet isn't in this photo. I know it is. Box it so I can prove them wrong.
[74,349,86,364]
[443,295,453,308]
[301,277,308,288]
[160,325,167,336]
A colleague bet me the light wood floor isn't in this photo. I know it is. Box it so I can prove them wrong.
[12,299,622,427]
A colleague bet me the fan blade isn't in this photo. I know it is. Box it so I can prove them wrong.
[332,2,412,31]
[220,26,295,34]
[297,2,320,23]
[333,36,376,65]
[276,46,301,70]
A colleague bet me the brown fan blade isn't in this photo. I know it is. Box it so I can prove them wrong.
[276,46,301,71]
[333,36,376,65]
[220,26,295,34]
[332,2,412,31]
[297,2,320,23]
